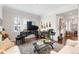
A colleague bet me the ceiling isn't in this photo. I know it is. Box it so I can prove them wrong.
[57,9,78,18]
[3,4,77,16]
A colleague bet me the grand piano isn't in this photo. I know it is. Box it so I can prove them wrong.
[16,21,39,45]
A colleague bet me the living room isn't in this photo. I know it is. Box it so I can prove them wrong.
[0,4,79,54]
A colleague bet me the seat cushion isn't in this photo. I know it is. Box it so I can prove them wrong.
[3,46,20,54]
[71,44,79,54]
[58,45,74,54]
[66,39,78,47]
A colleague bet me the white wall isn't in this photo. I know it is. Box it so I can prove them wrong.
[41,5,78,41]
[0,5,3,19]
[0,5,3,42]
[78,5,79,40]
[3,7,41,41]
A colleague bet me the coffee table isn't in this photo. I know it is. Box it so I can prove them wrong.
[33,39,53,53]
[43,39,56,49]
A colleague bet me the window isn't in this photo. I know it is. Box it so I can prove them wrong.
[14,16,36,32]
[23,20,27,29]
[14,16,21,32]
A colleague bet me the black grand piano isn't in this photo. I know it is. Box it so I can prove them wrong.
[16,21,39,45]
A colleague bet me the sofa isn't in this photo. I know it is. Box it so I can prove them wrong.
[0,38,21,54]
[50,39,79,54]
